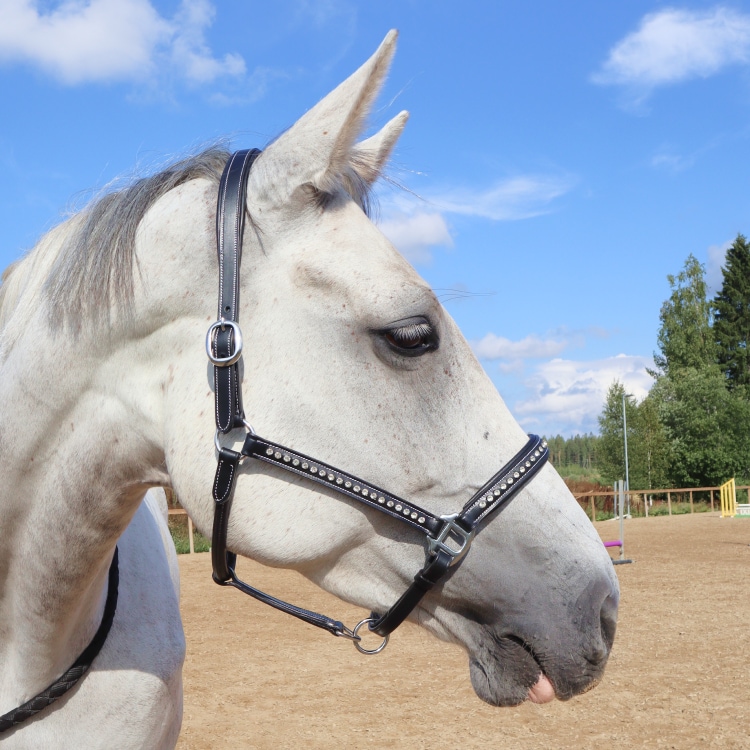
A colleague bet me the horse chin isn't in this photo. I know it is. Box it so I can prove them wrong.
[468,637,551,707]
[468,633,605,707]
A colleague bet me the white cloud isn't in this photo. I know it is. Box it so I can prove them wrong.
[513,354,655,435]
[707,239,731,295]
[0,0,245,86]
[376,173,574,263]
[378,210,453,265]
[593,7,750,95]
[651,149,695,172]
[426,175,575,221]
[472,332,569,361]
[170,0,246,84]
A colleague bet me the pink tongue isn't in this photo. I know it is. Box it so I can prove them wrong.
[527,674,556,704]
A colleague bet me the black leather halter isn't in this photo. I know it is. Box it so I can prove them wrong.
[207,150,549,653]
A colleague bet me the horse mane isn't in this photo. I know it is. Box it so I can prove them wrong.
[0,141,380,335]
[42,146,231,329]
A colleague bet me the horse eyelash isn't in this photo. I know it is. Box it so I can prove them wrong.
[389,322,433,343]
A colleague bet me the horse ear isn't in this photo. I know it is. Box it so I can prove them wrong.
[248,30,400,205]
[348,110,409,188]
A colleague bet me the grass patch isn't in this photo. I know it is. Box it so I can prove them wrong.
[556,466,603,483]
[646,501,712,516]
[168,515,210,554]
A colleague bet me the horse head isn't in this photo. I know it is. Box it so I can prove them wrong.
[112,31,618,707]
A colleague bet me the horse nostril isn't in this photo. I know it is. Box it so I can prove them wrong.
[600,593,618,651]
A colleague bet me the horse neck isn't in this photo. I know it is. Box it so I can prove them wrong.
[0,239,171,701]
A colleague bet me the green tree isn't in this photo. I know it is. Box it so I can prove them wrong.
[630,393,669,490]
[652,367,750,486]
[597,381,637,486]
[597,382,669,489]
[713,234,750,391]
[647,253,750,486]
[652,255,714,377]
[544,433,602,476]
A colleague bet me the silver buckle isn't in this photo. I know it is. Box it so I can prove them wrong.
[426,514,474,565]
[206,320,244,366]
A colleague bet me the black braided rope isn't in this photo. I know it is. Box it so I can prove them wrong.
[0,547,119,734]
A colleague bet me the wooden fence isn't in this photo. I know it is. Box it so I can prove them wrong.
[572,484,750,524]
[168,508,197,554]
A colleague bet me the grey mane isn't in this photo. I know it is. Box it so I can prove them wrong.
[44,146,231,329]
[18,140,376,332]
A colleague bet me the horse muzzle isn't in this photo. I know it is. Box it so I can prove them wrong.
[465,575,619,706]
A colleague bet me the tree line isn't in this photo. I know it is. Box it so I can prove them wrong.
[544,434,600,472]
[559,235,750,490]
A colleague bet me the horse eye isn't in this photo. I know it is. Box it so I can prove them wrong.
[383,321,437,355]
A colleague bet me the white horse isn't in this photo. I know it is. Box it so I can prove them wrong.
[0,32,618,748]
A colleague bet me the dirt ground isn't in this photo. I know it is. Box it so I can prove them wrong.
[176,513,750,750]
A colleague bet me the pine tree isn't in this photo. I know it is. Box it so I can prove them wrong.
[713,234,750,391]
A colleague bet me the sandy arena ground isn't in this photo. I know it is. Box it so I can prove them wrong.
[176,513,750,749]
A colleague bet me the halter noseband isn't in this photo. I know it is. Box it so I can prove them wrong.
[207,150,549,653]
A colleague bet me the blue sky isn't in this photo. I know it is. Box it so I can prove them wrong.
[1,1,749,436]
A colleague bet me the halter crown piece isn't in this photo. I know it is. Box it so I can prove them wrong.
[207,149,549,654]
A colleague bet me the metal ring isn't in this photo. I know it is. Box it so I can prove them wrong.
[206,320,243,366]
[214,421,256,458]
[352,618,389,655]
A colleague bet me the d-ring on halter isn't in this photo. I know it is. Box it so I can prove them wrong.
[207,150,549,652]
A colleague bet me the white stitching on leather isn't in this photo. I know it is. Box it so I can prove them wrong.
[214,458,235,502]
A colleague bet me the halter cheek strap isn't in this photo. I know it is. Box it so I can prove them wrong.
[207,150,549,652]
